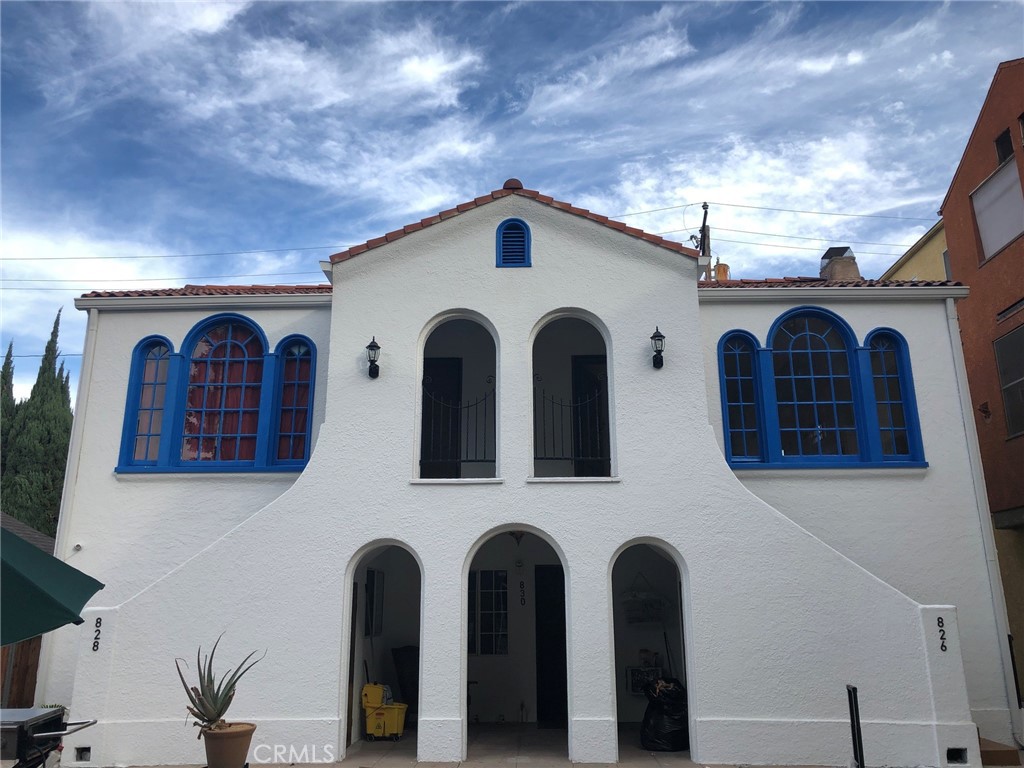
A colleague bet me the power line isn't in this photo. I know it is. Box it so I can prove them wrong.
[5,270,325,284]
[0,200,936,269]
[5,282,325,292]
[10,353,83,358]
[708,201,934,222]
[656,225,911,249]
[710,236,902,257]
[617,200,935,222]
[0,244,348,263]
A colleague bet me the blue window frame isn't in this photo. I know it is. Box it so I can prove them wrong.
[120,337,174,466]
[771,313,859,459]
[718,308,925,468]
[117,314,316,473]
[182,319,265,463]
[274,336,315,464]
[496,218,531,267]
[720,332,762,461]
[866,329,923,460]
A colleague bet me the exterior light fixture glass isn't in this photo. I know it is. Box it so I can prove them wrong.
[650,327,665,369]
[366,337,381,379]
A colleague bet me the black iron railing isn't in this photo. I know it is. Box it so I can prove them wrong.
[420,387,495,477]
[533,387,610,476]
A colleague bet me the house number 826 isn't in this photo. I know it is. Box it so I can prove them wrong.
[92,617,102,652]
[937,616,947,652]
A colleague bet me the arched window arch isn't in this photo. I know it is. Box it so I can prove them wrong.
[532,315,611,477]
[117,315,317,473]
[181,317,266,463]
[769,311,859,459]
[419,318,497,479]
[717,308,926,468]
[496,218,531,268]
[866,329,924,461]
[275,336,315,464]
[120,336,174,467]
[719,331,762,462]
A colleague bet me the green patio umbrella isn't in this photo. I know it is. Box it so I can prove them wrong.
[1,527,104,646]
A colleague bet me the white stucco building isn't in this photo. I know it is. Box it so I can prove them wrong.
[40,180,1021,767]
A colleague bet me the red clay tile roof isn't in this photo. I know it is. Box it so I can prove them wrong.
[698,277,963,288]
[329,178,702,263]
[80,284,332,298]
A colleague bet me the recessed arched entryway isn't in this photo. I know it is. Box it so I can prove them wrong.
[464,529,568,759]
[345,543,422,748]
[612,541,691,757]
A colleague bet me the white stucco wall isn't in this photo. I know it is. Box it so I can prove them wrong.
[45,196,994,767]
[699,293,1017,744]
[39,299,332,707]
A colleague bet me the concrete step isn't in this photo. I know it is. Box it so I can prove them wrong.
[980,737,1022,766]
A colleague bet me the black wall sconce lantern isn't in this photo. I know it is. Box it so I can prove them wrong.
[366,337,381,379]
[650,327,665,369]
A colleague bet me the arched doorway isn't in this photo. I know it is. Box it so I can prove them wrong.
[466,531,568,756]
[346,545,422,747]
[612,543,689,755]
[420,318,497,479]
[532,317,610,477]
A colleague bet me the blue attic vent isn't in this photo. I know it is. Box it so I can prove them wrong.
[496,219,531,267]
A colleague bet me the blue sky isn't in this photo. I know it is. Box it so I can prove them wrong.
[2,1,1022,400]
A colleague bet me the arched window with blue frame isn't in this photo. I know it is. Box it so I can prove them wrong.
[180,317,267,463]
[117,314,319,473]
[866,329,923,461]
[496,218,531,268]
[719,331,763,462]
[274,336,315,464]
[716,307,926,468]
[120,336,174,467]
[770,311,859,459]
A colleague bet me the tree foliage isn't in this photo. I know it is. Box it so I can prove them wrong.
[1,311,73,537]
[1,342,15,477]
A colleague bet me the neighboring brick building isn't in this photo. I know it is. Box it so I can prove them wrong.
[939,57,1024,727]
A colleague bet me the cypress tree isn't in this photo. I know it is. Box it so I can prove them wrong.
[1,311,73,536]
[0,342,14,477]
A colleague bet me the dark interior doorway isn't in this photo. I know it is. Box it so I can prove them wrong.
[421,357,462,478]
[534,564,568,727]
[571,355,610,477]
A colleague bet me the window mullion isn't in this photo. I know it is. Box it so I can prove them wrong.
[253,352,277,469]
[160,354,184,467]
[758,347,783,463]
[854,346,882,462]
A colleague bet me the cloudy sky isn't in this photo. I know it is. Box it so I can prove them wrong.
[2,1,1022,399]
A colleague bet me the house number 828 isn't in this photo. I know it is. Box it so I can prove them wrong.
[937,616,947,652]
[92,617,102,652]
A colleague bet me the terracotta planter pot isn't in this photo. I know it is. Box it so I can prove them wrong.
[203,722,256,768]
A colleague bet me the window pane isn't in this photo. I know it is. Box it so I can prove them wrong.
[183,323,264,463]
[130,343,169,465]
[721,335,761,460]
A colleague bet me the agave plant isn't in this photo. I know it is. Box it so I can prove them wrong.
[175,635,265,738]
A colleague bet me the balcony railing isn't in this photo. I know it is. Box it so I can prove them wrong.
[420,386,496,478]
[534,387,610,476]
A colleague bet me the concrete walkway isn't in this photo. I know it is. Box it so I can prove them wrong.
[338,724,698,768]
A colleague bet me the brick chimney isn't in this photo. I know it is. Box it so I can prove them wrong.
[819,246,861,281]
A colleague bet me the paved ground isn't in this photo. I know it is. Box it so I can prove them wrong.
[337,725,699,768]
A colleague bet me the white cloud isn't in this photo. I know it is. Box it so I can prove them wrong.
[576,129,933,280]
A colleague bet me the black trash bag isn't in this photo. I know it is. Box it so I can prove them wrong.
[640,677,689,751]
